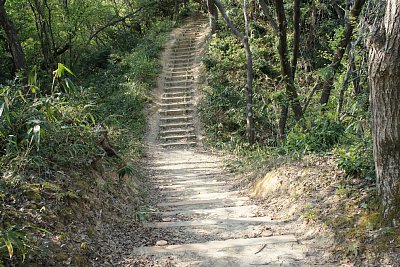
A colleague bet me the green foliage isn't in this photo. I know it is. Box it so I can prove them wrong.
[284,115,345,153]
[118,164,139,180]
[134,206,159,223]
[336,139,375,179]
[85,19,173,158]
[0,225,30,264]
[1,9,173,263]
[200,34,278,147]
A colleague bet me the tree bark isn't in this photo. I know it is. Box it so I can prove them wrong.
[207,0,218,34]
[243,0,255,144]
[213,0,255,144]
[258,0,278,33]
[291,0,301,77]
[0,0,27,74]
[274,0,303,132]
[368,0,400,226]
[319,0,366,105]
[28,0,56,69]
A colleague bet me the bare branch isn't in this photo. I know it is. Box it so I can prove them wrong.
[258,0,278,33]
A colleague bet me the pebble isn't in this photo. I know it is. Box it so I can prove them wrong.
[156,240,168,246]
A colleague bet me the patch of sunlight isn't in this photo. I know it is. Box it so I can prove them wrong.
[252,169,281,196]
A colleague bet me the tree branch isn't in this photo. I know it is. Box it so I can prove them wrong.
[258,0,278,33]
[213,0,245,41]
[87,3,156,44]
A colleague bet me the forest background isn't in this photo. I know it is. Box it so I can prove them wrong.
[0,0,399,265]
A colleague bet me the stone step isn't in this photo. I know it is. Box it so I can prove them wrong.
[164,74,193,79]
[160,134,196,142]
[163,191,238,201]
[160,142,197,148]
[160,128,195,137]
[172,46,197,51]
[161,91,191,96]
[162,92,193,98]
[172,43,197,48]
[168,62,195,68]
[164,78,193,84]
[157,183,229,191]
[181,32,200,35]
[187,24,206,27]
[165,75,193,81]
[166,72,193,78]
[169,66,193,72]
[131,235,298,255]
[175,40,197,45]
[168,57,194,64]
[159,108,194,116]
[157,179,229,188]
[163,79,193,84]
[157,197,248,208]
[160,116,193,123]
[169,52,197,58]
[144,216,274,228]
[160,102,193,109]
[159,184,233,194]
[177,33,199,37]
[160,122,194,129]
[155,178,228,187]
[157,172,225,181]
[169,54,195,59]
[164,84,193,89]
[163,86,194,96]
[158,205,260,218]
[164,80,193,86]
[162,95,192,101]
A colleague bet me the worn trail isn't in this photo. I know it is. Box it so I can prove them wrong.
[134,16,310,266]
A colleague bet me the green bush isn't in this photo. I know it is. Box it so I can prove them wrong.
[284,116,345,153]
[336,139,375,179]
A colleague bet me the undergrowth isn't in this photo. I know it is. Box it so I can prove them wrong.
[0,19,173,265]
[198,19,374,182]
[196,6,388,265]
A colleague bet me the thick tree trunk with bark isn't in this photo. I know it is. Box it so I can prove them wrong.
[0,0,27,73]
[368,0,400,226]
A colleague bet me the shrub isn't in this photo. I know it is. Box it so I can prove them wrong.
[336,139,375,179]
[284,116,345,153]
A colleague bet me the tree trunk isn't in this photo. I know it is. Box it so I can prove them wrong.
[368,0,400,226]
[207,0,218,34]
[258,0,278,33]
[278,103,288,138]
[319,0,366,105]
[28,0,56,69]
[291,0,301,77]
[274,0,303,124]
[0,0,27,74]
[213,0,255,144]
[243,0,254,144]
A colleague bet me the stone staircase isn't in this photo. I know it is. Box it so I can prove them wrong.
[130,16,312,267]
[131,150,307,266]
[158,19,208,148]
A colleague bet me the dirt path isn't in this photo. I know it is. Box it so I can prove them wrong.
[127,16,327,266]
